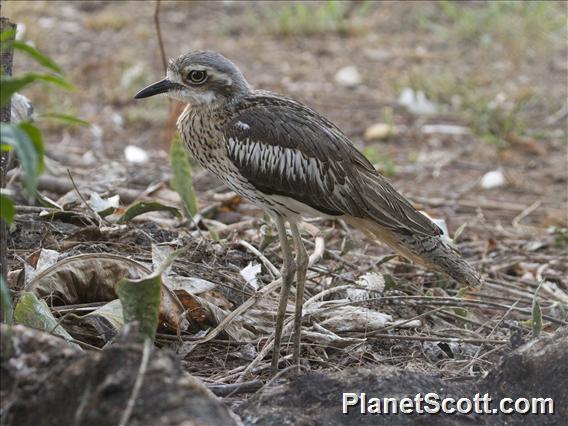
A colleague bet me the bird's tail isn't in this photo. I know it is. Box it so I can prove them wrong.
[345,216,483,288]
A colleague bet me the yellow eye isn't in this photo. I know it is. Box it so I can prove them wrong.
[188,70,208,84]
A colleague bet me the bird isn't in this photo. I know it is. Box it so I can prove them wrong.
[134,50,483,374]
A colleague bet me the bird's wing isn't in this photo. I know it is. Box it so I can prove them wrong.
[223,94,441,237]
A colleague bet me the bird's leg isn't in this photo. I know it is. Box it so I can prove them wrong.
[290,222,308,368]
[271,215,295,375]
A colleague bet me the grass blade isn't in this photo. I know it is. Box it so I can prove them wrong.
[0,193,15,224]
[1,73,74,107]
[37,112,90,127]
[9,41,63,74]
[0,123,41,196]
[0,277,12,323]
[170,135,198,217]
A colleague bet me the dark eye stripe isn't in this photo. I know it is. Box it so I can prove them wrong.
[188,70,207,84]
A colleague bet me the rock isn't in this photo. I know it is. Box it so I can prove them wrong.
[334,66,362,88]
[479,327,568,423]
[238,328,568,425]
[0,324,241,426]
[238,368,473,425]
[480,170,505,189]
[364,123,396,141]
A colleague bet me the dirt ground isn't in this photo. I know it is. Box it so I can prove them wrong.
[2,0,567,424]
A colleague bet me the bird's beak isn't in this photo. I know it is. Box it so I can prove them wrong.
[134,78,176,99]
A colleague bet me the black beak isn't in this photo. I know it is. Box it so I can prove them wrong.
[134,78,176,99]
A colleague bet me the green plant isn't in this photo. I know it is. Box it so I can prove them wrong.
[550,227,568,249]
[1,29,79,221]
[259,1,371,37]
[1,29,86,323]
[420,1,565,62]
[170,133,198,218]
[362,145,396,177]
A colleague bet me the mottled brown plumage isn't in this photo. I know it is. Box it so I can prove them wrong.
[135,50,483,374]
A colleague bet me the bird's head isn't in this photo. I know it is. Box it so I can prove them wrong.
[134,50,250,107]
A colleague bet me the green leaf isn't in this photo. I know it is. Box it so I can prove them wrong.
[1,276,13,323]
[0,123,40,196]
[1,73,74,107]
[170,136,198,217]
[117,273,161,342]
[454,307,468,318]
[14,292,80,348]
[19,122,44,173]
[0,193,15,224]
[37,112,90,127]
[115,274,159,341]
[116,246,187,342]
[8,41,63,74]
[117,201,181,224]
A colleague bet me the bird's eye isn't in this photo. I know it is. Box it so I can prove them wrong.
[187,70,208,84]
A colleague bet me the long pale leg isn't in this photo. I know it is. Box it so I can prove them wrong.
[290,222,308,368]
[271,215,295,374]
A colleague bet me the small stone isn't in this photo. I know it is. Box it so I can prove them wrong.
[124,145,149,163]
[334,66,362,88]
[364,123,396,141]
[480,170,505,189]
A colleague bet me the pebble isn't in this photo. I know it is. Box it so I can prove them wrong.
[334,65,362,88]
